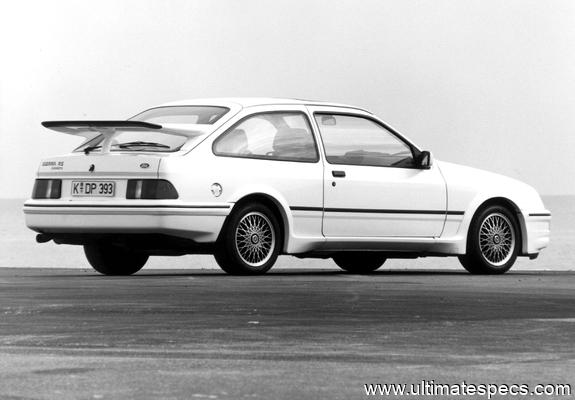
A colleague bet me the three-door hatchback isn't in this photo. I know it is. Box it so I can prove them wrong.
[25,98,551,275]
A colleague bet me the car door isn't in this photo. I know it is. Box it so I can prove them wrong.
[310,109,447,237]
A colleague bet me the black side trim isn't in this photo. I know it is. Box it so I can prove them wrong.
[528,213,551,217]
[446,211,465,215]
[290,206,323,212]
[41,121,162,129]
[290,206,464,215]
[24,204,230,209]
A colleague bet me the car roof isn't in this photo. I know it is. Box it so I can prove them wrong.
[156,97,372,114]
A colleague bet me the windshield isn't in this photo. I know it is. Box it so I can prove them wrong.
[130,106,229,124]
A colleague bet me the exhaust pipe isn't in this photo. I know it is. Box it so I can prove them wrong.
[36,233,53,244]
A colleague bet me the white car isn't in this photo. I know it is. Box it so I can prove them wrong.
[24,98,551,275]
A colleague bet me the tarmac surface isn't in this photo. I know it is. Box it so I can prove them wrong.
[0,267,574,399]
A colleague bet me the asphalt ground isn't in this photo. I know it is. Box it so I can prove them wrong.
[0,267,574,400]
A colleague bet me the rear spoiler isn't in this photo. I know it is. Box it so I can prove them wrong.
[41,120,207,138]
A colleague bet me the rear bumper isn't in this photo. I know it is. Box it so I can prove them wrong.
[23,201,231,243]
[523,212,551,255]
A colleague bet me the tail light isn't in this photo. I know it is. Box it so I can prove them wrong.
[32,179,62,199]
[126,179,178,199]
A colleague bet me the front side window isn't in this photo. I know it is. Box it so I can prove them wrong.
[213,112,319,162]
[315,114,415,168]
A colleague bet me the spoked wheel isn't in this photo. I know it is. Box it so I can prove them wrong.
[459,205,519,274]
[235,212,276,267]
[333,252,386,273]
[478,212,516,265]
[84,243,148,276]
[214,203,281,275]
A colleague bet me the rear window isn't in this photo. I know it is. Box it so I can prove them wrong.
[75,131,188,153]
[130,106,229,124]
[74,105,229,153]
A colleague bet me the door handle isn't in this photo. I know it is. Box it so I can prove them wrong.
[332,170,346,178]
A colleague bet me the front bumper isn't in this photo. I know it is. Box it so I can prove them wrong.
[524,211,551,255]
[23,201,231,243]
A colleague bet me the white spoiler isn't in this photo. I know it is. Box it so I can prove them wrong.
[41,120,208,138]
[41,120,209,154]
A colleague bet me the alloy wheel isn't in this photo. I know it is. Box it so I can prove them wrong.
[478,212,515,266]
[235,211,276,267]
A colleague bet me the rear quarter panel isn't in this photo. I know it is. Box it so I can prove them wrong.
[159,105,325,252]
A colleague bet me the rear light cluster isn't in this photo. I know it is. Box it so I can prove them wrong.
[126,179,179,199]
[31,179,178,200]
[32,179,62,199]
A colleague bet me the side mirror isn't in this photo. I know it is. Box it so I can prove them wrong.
[417,150,432,169]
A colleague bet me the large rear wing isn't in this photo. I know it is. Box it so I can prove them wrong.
[41,120,208,138]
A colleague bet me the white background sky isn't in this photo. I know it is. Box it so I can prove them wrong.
[1,0,574,197]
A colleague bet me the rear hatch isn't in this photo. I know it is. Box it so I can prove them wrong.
[34,120,202,202]
[37,153,163,201]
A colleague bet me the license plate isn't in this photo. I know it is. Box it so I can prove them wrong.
[71,181,115,197]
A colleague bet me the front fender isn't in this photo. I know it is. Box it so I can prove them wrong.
[437,161,547,254]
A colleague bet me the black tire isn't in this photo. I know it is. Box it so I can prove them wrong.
[84,244,148,276]
[458,205,520,275]
[214,203,281,275]
[333,252,386,273]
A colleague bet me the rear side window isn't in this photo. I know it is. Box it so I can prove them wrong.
[315,114,415,168]
[213,112,319,162]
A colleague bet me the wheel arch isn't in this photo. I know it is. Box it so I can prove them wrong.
[467,197,527,255]
[224,192,291,253]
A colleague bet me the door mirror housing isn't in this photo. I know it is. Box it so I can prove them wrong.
[417,150,432,169]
